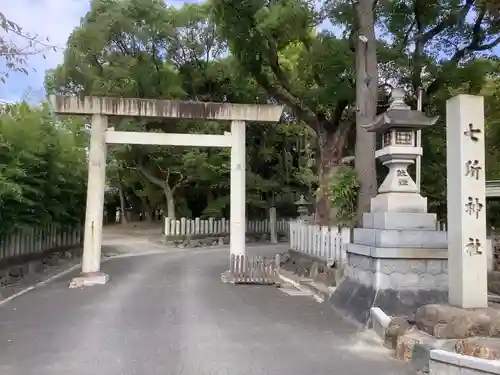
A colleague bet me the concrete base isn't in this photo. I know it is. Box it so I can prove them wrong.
[69,272,109,288]
[330,277,448,324]
[330,253,449,324]
[430,349,500,375]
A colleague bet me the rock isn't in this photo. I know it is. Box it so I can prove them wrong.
[395,330,420,362]
[43,255,60,266]
[279,252,290,265]
[204,237,217,246]
[416,304,500,339]
[192,239,203,247]
[454,338,500,360]
[0,268,9,286]
[8,265,26,278]
[385,316,413,349]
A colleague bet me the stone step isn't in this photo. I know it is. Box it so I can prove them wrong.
[353,228,447,249]
[363,212,438,230]
[347,243,448,259]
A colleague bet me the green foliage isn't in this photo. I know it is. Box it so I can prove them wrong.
[0,103,87,234]
[0,12,56,83]
[26,0,500,226]
[44,0,314,220]
[325,167,359,226]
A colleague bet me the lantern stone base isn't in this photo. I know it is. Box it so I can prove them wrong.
[370,192,427,213]
[362,212,438,230]
[330,201,449,324]
[330,252,448,324]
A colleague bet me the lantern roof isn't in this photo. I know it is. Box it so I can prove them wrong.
[365,88,439,133]
[294,194,309,206]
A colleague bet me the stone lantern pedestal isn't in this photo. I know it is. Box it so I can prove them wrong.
[330,88,448,323]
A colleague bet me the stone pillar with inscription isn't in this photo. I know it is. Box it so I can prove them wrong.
[446,95,488,308]
[331,88,448,323]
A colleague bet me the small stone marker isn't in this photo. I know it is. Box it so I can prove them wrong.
[446,94,488,308]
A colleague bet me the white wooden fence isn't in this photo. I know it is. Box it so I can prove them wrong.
[289,220,351,267]
[164,217,289,237]
[0,225,83,262]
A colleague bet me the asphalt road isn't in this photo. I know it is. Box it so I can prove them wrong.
[0,243,413,375]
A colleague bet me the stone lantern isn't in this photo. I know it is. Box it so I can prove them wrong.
[365,88,439,212]
[294,194,310,221]
[330,87,448,322]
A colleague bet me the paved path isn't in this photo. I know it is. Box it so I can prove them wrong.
[0,243,413,375]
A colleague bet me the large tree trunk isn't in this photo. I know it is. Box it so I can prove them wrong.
[118,184,128,225]
[164,185,176,219]
[315,122,350,225]
[354,0,378,225]
[140,197,154,222]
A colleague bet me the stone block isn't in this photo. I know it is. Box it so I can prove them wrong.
[370,192,427,213]
[416,304,500,339]
[348,243,448,259]
[348,253,373,270]
[454,338,500,360]
[430,349,500,375]
[412,343,435,373]
[396,330,421,362]
[353,228,447,249]
[386,316,413,349]
[363,212,438,230]
[370,307,391,341]
[69,272,109,288]
[331,276,448,325]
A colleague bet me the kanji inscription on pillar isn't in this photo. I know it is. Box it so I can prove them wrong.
[465,160,482,180]
[465,238,483,256]
[446,94,487,308]
[461,124,486,257]
[465,197,484,219]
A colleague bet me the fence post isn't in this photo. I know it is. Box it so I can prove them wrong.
[340,227,351,266]
[269,207,278,244]
[180,217,186,236]
[208,217,214,235]
[164,217,170,236]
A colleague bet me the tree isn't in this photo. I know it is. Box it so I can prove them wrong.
[353,0,378,222]
[0,11,56,83]
[0,103,87,234]
[47,0,313,221]
[212,0,356,224]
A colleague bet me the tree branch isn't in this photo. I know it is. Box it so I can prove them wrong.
[426,6,500,97]
[136,159,165,188]
[416,0,475,45]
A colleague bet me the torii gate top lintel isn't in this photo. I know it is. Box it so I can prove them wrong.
[49,95,284,123]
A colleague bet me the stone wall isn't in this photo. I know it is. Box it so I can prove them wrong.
[330,252,449,323]
[430,350,500,375]
[347,253,448,291]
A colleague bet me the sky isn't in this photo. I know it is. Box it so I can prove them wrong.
[0,0,199,103]
[0,1,496,103]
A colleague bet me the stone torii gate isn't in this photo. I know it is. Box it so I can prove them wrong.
[49,96,283,287]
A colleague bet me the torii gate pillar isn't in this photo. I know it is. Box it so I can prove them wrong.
[50,96,283,287]
[230,121,246,256]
